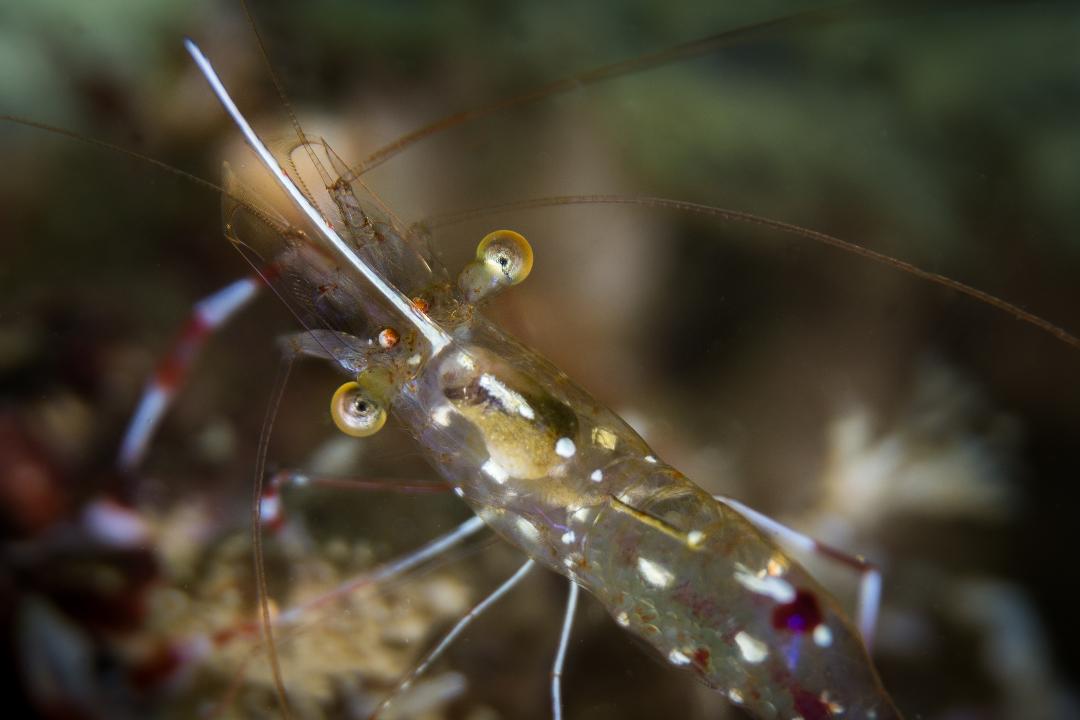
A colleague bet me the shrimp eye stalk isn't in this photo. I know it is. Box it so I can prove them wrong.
[330,378,388,437]
[457,229,533,304]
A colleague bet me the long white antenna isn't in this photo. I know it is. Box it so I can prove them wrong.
[184,38,451,353]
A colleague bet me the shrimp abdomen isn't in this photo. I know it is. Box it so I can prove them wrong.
[581,465,901,719]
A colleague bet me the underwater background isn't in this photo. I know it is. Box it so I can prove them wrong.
[3,1,1080,717]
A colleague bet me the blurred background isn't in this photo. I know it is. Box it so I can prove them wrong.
[2,0,1080,718]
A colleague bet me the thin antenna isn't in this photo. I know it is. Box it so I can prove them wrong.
[184,39,452,354]
[348,2,871,177]
[2,114,296,235]
[251,353,296,718]
[237,0,324,200]
[2,114,226,196]
[423,195,1080,352]
[234,0,414,237]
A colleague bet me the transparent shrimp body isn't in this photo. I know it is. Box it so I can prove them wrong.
[220,131,900,716]
[395,319,901,720]
[199,44,901,712]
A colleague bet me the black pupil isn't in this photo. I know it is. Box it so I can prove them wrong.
[498,255,509,267]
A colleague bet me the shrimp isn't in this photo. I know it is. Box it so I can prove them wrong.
[183,33,905,717]
[4,2,1080,719]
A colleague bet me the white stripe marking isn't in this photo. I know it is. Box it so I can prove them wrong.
[194,277,259,328]
[118,384,169,469]
[184,39,451,354]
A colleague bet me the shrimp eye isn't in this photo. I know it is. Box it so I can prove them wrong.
[457,229,534,303]
[330,381,387,437]
[478,229,533,285]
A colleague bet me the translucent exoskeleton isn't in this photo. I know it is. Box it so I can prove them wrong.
[4,2,1080,719]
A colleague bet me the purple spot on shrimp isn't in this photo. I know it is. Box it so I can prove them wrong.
[772,588,823,634]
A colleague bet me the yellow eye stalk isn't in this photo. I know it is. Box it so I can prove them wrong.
[330,380,387,437]
[330,229,533,437]
[457,229,533,303]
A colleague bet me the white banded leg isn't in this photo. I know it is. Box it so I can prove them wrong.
[551,580,580,720]
[371,559,536,719]
[118,276,260,470]
[716,495,882,647]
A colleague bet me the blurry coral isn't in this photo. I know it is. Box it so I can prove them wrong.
[793,359,1077,720]
[814,357,1018,542]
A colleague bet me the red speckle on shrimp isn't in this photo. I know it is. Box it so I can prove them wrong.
[792,687,832,720]
[672,580,724,623]
[692,647,711,671]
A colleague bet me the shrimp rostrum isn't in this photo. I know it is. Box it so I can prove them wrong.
[186,36,903,719]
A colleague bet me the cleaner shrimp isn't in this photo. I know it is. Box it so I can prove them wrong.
[3,2,1080,718]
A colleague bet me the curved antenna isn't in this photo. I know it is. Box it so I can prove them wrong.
[347,2,875,179]
[1,114,297,238]
[2,114,226,196]
[251,353,296,718]
[422,195,1080,352]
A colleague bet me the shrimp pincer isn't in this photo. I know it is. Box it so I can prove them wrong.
[186,38,902,719]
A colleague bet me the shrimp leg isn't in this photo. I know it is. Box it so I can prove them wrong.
[371,559,536,719]
[207,515,489,716]
[261,468,450,532]
[117,275,260,469]
[276,515,487,623]
[269,469,450,494]
[716,495,882,646]
[551,580,580,720]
